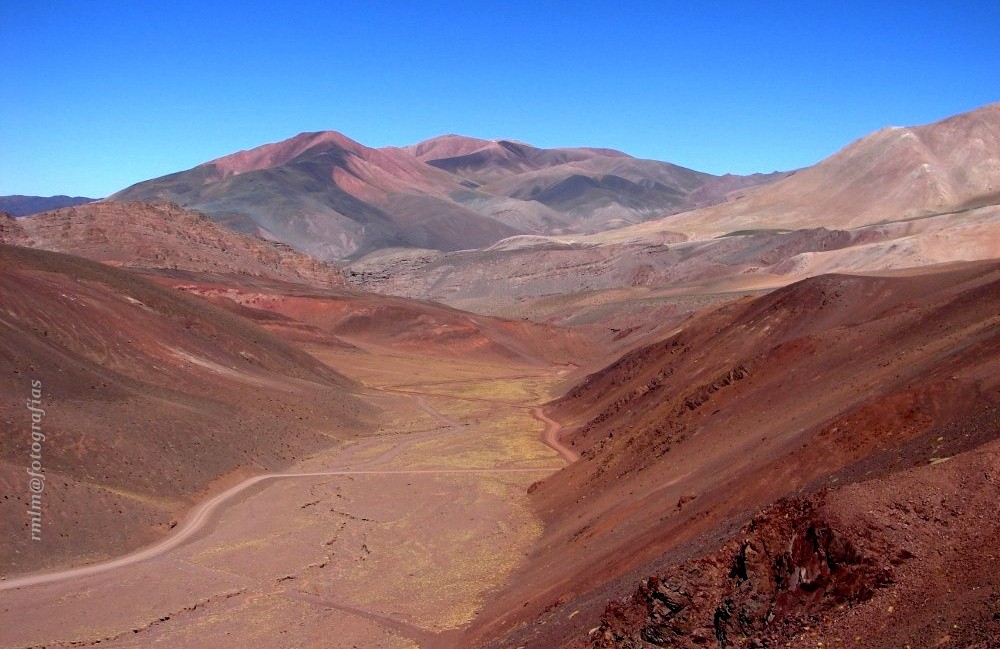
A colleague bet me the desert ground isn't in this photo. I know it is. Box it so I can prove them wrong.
[4,262,995,649]
[0,344,576,648]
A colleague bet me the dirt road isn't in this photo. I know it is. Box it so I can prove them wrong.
[0,353,573,648]
[533,407,579,463]
[1,463,561,593]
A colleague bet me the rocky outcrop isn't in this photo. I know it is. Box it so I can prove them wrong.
[594,497,892,648]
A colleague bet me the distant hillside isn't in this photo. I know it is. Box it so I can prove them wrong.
[110,132,786,260]
[2,200,596,365]
[346,103,1000,325]
[1,201,346,288]
[0,194,95,216]
[620,101,1000,239]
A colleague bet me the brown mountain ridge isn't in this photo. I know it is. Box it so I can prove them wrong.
[347,103,1000,337]
[110,131,787,259]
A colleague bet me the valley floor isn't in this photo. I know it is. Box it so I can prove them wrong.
[0,346,573,648]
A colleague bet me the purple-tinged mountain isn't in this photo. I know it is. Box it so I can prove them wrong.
[110,132,787,260]
[0,195,96,216]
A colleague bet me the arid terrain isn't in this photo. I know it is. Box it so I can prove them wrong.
[2,103,999,649]
[0,345,577,648]
[0,244,368,574]
[110,131,786,260]
[464,261,1000,648]
[346,104,1000,332]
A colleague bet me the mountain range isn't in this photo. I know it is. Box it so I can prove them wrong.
[346,103,1000,328]
[2,103,999,649]
[0,195,95,216]
[111,131,787,259]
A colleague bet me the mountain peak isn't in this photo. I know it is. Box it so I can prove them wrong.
[404,134,498,161]
[208,130,368,176]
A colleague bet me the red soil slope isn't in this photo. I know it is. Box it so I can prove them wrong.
[0,244,371,575]
[157,274,598,365]
[463,262,1000,648]
[1,201,346,288]
[3,199,596,365]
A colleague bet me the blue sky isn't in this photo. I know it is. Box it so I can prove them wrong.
[2,1,998,197]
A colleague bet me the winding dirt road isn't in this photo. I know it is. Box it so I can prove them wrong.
[0,465,559,593]
[375,381,578,465]
[533,407,579,463]
[2,397,572,595]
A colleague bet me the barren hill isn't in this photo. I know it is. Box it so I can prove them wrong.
[348,104,1000,332]
[109,131,785,259]
[616,101,1000,239]
[162,273,598,366]
[3,200,596,365]
[1,201,346,288]
[0,195,95,216]
[412,135,788,231]
[0,244,370,574]
[463,261,1000,648]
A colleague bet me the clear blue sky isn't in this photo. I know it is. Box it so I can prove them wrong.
[2,1,998,197]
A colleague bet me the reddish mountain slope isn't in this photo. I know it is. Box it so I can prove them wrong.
[3,200,596,365]
[409,135,788,232]
[348,105,1000,326]
[158,275,598,365]
[462,262,1000,648]
[1,201,346,288]
[110,131,785,259]
[628,102,1000,239]
[111,131,527,259]
[411,136,631,184]
[0,244,370,575]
